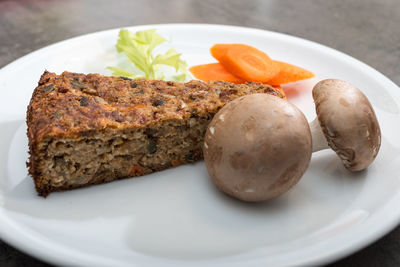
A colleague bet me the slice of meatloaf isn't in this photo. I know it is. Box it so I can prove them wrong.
[26,71,285,197]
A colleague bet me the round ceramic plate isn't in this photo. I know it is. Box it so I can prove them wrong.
[1,24,400,267]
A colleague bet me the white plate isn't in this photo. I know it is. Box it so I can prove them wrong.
[1,24,400,267]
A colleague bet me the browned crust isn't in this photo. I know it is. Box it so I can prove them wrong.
[26,71,284,197]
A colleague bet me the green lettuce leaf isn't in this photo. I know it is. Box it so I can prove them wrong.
[108,29,189,81]
[106,67,138,79]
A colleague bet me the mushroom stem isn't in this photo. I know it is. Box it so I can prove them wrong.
[309,118,329,152]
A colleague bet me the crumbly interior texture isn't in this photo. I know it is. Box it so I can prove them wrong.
[27,71,284,197]
[39,116,210,191]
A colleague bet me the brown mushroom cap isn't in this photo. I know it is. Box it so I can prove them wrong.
[313,79,381,171]
[203,94,312,202]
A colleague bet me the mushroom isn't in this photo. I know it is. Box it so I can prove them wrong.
[310,79,381,171]
[203,93,312,202]
[203,79,381,202]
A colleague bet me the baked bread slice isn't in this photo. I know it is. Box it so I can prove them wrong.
[27,71,285,197]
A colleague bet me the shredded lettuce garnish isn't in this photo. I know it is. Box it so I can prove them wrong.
[107,29,189,82]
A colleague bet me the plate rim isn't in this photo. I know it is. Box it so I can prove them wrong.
[0,23,400,267]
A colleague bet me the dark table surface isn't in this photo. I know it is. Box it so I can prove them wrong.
[1,0,399,266]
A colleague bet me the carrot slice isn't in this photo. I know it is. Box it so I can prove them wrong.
[217,45,280,83]
[189,63,246,84]
[267,61,315,85]
[210,44,244,61]
[282,85,301,98]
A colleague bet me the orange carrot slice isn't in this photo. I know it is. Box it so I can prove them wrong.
[267,61,315,85]
[189,63,246,84]
[282,85,301,98]
[216,44,280,83]
[210,44,244,61]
